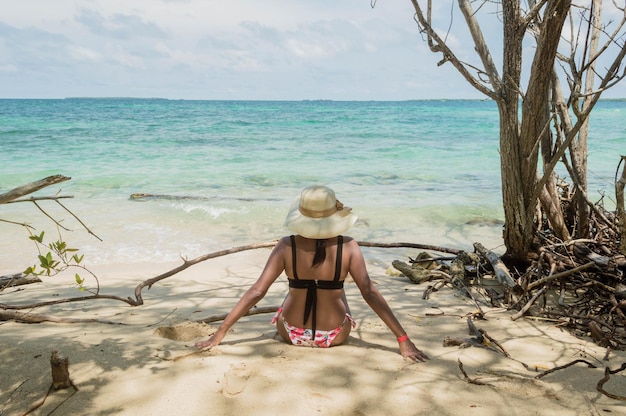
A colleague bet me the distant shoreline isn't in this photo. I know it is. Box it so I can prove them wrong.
[0,96,624,102]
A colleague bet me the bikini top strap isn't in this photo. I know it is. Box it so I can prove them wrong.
[289,235,299,280]
[287,235,343,340]
[333,235,343,282]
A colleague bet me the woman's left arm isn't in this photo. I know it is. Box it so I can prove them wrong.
[194,238,288,350]
[347,240,429,362]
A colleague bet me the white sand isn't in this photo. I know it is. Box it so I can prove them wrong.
[1,249,626,416]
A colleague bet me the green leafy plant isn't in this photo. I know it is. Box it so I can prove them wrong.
[23,229,98,293]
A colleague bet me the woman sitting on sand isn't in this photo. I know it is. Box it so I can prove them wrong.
[194,185,429,362]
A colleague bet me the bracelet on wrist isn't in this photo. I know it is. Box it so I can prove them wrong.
[397,334,409,343]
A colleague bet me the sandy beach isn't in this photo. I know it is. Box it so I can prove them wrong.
[2,0,626,413]
[2,247,626,416]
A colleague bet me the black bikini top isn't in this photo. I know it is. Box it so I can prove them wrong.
[288,235,344,338]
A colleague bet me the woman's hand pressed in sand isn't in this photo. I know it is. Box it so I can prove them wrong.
[399,339,429,362]
[194,332,223,350]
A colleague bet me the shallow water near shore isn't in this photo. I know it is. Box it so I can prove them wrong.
[0,98,623,273]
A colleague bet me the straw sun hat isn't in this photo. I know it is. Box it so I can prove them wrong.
[284,185,358,239]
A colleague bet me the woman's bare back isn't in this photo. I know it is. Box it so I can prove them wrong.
[281,235,350,331]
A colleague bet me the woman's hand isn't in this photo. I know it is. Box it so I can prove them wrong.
[399,338,429,362]
[194,331,224,350]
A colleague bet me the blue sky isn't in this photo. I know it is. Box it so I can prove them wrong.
[1,0,624,100]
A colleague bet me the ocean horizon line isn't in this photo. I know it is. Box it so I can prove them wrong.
[1,96,625,103]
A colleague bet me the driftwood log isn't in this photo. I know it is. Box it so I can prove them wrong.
[0,309,126,325]
[473,242,516,288]
[0,175,71,204]
[391,260,440,284]
[129,193,280,202]
[0,273,41,289]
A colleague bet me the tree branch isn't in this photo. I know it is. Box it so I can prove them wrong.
[55,199,103,241]
[458,0,502,91]
[1,239,464,312]
[357,241,461,254]
[527,261,596,290]
[597,364,626,400]
[197,306,279,324]
[0,175,71,204]
[132,241,279,305]
[6,196,74,203]
[535,32,626,200]
[521,0,550,29]
[132,240,462,305]
[409,0,499,100]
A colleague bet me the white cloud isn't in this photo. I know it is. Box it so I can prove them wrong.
[0,1,623,99]
[67,45,101,62]
[0,64,18,73]
[105,43,146,69]
[0,1,462,99]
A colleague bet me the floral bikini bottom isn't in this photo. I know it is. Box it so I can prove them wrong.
[272,308,356,348]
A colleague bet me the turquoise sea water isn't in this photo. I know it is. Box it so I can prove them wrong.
[0,99,623,271]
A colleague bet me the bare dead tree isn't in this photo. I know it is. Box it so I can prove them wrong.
[401,0,626,261]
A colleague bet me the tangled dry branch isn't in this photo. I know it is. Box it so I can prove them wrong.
[395,189,626,350]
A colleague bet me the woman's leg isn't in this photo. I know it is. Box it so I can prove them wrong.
[329,316,352,346]
[275,312,292,344]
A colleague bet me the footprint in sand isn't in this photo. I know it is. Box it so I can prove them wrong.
[221,364,251,397]
[305,391,333,411]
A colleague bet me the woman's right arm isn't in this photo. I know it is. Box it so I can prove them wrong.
[346,240,429,362]
[194,237,289,350]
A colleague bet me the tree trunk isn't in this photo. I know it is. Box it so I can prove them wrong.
[405,0,621,259]
[569,0,602,238]
[501,0,571,259]
[540,88,570,241]
[500,2,532,258]
[617,157,626,256]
